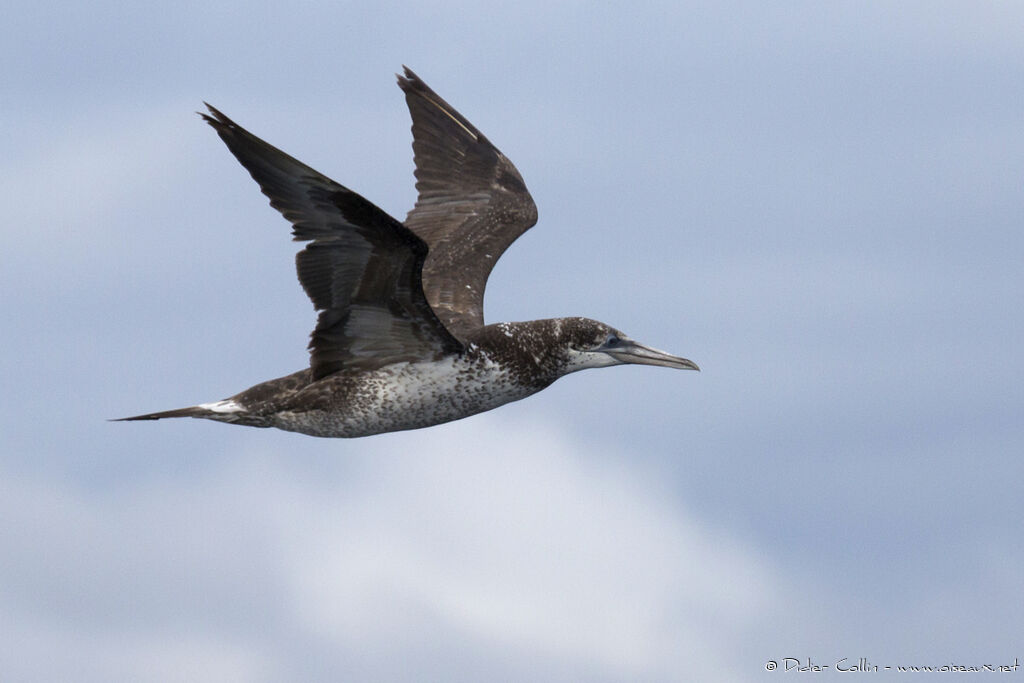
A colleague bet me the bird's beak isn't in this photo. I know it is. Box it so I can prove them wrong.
[606,340,700,371]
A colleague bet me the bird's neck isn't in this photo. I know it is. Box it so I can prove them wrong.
[463,320,570,388]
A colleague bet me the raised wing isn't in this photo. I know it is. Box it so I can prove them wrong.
[398,67,539,339]
[201,104,463,380]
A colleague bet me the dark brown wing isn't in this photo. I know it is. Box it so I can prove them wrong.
[201,104,463,380]
[397,67,539,339]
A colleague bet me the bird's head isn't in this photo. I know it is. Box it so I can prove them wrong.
[556,317,699,374]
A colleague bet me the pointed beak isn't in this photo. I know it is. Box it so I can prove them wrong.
[606,340,700,371]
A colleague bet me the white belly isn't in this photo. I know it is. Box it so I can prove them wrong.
[270,355,540,438]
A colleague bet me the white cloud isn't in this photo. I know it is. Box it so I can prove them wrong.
[0,415,785,682]
[283,418,779,679]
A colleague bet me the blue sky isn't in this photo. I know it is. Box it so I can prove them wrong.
[3,1,1023,680]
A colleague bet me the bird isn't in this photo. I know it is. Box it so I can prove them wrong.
[116,67,698,438]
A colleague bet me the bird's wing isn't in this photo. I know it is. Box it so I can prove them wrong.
[202,104,463,380]
[398,67,539,339]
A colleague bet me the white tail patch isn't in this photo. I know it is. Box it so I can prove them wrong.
[199,399,244,414]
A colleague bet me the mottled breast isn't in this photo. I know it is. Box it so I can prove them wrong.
[268,353,539,437]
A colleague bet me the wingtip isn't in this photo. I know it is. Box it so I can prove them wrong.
[396,65,415,89]
[198,102,236,130]
[397,65,430,94]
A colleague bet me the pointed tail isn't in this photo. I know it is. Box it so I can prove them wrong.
[113,399,247,423]
[111,406,210,421]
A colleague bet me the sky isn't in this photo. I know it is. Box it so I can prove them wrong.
[3,1,1023,681]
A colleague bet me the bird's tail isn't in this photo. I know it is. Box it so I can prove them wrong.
[112,399,247,423]
[112,406,212,421]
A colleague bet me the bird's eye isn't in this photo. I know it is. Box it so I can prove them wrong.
[605,334,620,347]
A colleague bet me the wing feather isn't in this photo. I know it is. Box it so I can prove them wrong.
[397,68,538,339]
[201,104,462,380]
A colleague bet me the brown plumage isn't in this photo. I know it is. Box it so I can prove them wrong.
[399,69,539,338]
[116,68,697,437]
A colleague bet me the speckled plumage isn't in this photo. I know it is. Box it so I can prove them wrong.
[117,70,698,437]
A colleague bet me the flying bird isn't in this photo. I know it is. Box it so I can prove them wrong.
[117,68,698,437]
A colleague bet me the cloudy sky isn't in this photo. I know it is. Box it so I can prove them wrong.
[3,1,1023,681]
